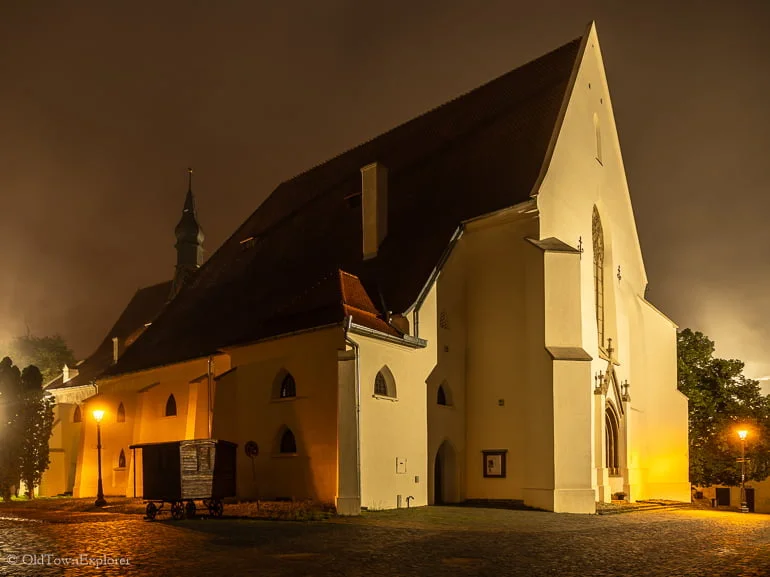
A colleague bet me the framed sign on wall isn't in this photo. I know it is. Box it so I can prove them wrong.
[482,449,508,478]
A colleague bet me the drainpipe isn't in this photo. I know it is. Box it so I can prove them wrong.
[343,315,362,509]
[207,356,213,439]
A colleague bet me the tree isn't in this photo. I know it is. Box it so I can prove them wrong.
[18,366,54,499]
[2,334,77,384]
[0,357,24,501]
[677,328,770,486]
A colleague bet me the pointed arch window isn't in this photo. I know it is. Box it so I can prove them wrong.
[118,449,126,469]
[375,372,388,396]
[116,402,126,423]
[373,366,396,398]
[165,394,177,417]
[279,428,297,454]
[437,380,452,406]
[279,373,296,398]
[605,405,620,476]
[73,405,82,423]
[592,207,605,349]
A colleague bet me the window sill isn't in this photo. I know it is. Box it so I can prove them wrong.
[372,394,398,402]
[272,453,298,458]
[437,403,454,409]
[113,467,127,472]
[271,396,305,403]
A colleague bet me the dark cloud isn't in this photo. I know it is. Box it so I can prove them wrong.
[1,0,768,383]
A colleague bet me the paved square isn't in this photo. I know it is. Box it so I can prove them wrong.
[1,505,769,576]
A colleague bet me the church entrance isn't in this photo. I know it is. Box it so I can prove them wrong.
[434,451,444,505]
[433,440,457,505]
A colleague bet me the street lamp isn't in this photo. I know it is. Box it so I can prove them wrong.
[738,429,748,513]
[93,410,107,507]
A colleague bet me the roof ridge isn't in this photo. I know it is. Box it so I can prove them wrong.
[182,35,584,279]
[274,36,582,190]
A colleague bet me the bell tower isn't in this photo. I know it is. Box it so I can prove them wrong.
[169,168,204,300]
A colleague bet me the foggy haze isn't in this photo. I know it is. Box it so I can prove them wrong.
[1,1,768,388]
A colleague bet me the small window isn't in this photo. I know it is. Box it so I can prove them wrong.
[280,373,296,398]
[197,446,212,472]
[375,372,388,396]
[118,449,126,469]
[439,311,450,330]
[437,385,447,406]
[73,405,82,423]
[373,366,397,398]
[116,402,126,423]
[165,394,177,417]
[280,428,297,454]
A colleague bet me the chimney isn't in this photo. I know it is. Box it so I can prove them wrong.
[360,162,388,260]
[62,364,78,384]
[112,336,120,364]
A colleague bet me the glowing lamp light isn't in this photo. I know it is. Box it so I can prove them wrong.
[93,410,105,423]
[737,429,748,441]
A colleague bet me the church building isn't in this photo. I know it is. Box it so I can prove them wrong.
[61,22,690,514]
[40,171,205,497]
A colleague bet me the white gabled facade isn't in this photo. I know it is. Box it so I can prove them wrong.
[65,23,689,515]
[415,22,690,513]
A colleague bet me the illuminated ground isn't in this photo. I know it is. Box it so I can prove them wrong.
[1,504,768,576]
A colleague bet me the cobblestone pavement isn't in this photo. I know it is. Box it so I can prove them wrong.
[1,506,769,576]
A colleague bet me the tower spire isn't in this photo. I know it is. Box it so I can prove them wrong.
[170,168,204,300]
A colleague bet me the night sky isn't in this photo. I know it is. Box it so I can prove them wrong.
[1,1,769,383]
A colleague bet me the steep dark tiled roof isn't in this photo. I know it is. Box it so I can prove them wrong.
[46,281,172,390]
[110,36,583,375]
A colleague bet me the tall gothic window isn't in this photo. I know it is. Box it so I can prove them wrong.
[605,405,620,475]
[73,405,82,423]
[116,402,126,423]
[592,207,605,349]
[118,449,127,469]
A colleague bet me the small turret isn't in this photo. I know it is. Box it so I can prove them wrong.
[170,168,204,300]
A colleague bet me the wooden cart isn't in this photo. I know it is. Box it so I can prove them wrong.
[129,439,237,520]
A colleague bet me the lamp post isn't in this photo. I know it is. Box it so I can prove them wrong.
[738,429,748,513]
[93,410,107,507]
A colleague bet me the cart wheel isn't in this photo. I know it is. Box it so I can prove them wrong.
[145,502,158,521]
[170,501,185,520]
[208,499,224,518]
[185,500,196,519]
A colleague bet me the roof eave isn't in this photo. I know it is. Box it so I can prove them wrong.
[348,321,427,349]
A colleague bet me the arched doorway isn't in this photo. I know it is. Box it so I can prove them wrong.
[433,440,457,505]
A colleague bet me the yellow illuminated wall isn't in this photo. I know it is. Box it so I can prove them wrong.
[73,356,230,498]
[213,328,342,505]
